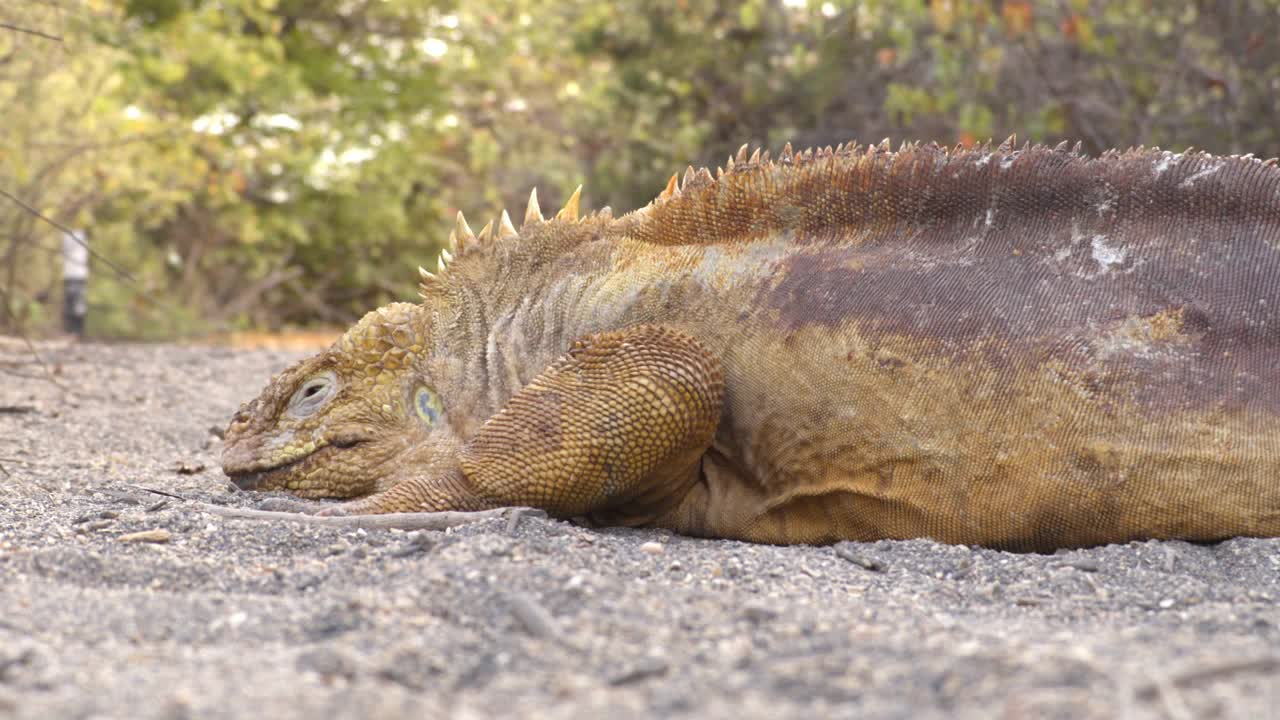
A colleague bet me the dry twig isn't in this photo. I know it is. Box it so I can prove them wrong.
[498,591,579,651]
[0,187,138,286]
[1137,656,1280,699]
[194,502,543,531]
[0,22,62,42]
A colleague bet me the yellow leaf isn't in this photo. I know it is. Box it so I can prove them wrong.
[1002,1,1032,36]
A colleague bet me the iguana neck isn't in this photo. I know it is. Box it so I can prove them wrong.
[433,238,641,424]
[434,229,790,428]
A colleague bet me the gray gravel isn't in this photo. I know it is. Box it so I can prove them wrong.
[1,339,1278,719]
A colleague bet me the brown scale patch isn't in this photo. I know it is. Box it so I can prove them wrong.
[610,144,1280,414]
[1134,307,1185,343]
[696,321,1280,549]
[760,205,1280,415]
[603,144,1280,415]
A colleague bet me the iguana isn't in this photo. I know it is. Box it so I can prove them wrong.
[221,140,1280,551]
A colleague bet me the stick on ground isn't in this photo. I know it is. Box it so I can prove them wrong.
[194,503,546,532]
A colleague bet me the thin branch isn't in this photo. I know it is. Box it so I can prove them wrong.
[498,591,579,650]
[0,186,138,286]
[1137,656,1280,699]
[0,22,63,42]
[25,128,185,152]
[193,503,544,531]
[125,484,188,501]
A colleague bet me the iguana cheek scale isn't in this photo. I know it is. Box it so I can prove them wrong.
[222,140,1280,551]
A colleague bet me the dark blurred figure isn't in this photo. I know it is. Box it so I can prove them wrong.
[62,230,87,337]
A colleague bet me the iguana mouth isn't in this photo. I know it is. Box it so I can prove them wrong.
[224,437,369,490]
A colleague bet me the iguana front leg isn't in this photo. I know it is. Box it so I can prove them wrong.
[319,326,724,521]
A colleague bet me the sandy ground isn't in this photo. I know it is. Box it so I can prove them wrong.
[0,339,1277,720]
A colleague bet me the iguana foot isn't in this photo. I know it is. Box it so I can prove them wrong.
[313,467,492,516]
[457,325,723,521]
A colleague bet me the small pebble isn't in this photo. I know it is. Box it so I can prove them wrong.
[742,605,778,623]
[79,519,115,532]
[640,541,664,555]
[296,647,356,680]
[73,510,119,525]
[608,657,668,686]
[833,542,884,572]
[118,529,172,544]
[389,532,438,558]
[1061,558,1100,573]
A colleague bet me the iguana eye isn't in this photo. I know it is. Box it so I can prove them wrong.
[288,372,337,417]
[415,386,444,425]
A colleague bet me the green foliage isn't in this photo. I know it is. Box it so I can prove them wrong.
[4,0,1280,337]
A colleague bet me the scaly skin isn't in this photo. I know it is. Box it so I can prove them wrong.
[223,140,1280,550]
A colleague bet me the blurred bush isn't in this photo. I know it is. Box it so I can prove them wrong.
[3,0,1279,336]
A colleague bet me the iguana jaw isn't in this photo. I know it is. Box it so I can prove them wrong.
[223,444,332,491]
[222,435,369,492]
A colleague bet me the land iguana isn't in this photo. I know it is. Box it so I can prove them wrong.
[221,140,1280,551]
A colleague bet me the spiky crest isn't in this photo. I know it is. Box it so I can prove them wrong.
[498,210,518,240]
[524,188,543,225]
[452,212,475,253]
[416,139,1280,299]
[418,183,597,298]
[556,185,582,222]
[614,140,1280,251]
[660,174,679,201]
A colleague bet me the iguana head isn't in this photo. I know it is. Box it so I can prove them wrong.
[221,301,464,498]
[220,187,606,501]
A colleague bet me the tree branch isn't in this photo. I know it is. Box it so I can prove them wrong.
[0,22,62,43]
[0,186,138,285]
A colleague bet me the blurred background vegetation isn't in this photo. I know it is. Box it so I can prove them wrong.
[3,0,1280,338]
